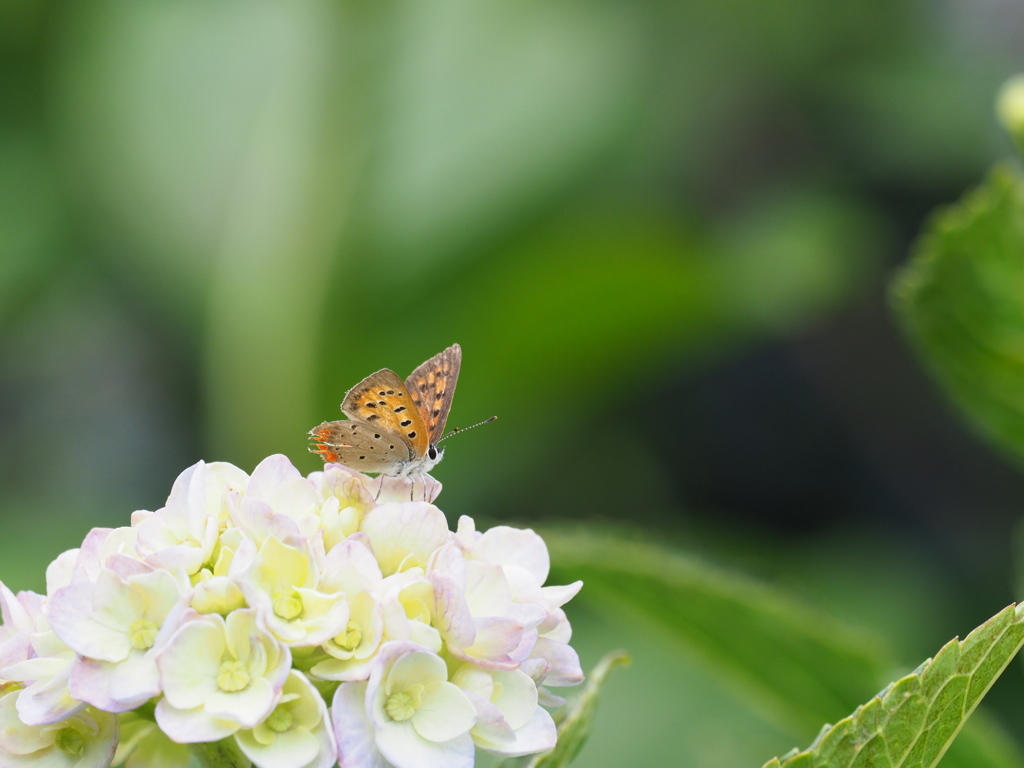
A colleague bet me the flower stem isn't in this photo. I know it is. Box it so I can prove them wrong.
[192,739,251,768]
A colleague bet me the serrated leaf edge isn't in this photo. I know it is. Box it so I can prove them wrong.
[761,603,1024,768]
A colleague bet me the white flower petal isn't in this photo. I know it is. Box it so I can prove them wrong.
[48,581,131,662]
[480,706,557,757]
[386,652,446,697]
[411,682,476,743]
[532,637,584,686]
[492,670,538,730]
[155,699,239,744]
[108,650,160,706]
[157,619,223,709]
[0,690,49,754]
[362,503,449,576]
[541,581,583,610]
[376,722,474,768]
[332,682,389,768]
[70,658,137,713]
[236,726,319,768]
[15,665,85,726]
[206,677,276,728]
[477,527,549,585]
[44,552,78,596]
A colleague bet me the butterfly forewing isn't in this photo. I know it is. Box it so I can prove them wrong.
[340,369,429,457]
[406,344,461,445]
[310,420,413,473]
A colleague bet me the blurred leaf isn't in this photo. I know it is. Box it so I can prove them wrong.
[363,0,646,269]
[543,529,1024,768]
[0,131,63,321]
[894,164,1024,466]
[762,604,1024,768]
[712,185,884,335]
[493,650,631,768]
[543,528,889,731]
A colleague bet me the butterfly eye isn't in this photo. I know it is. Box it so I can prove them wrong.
[428,446,438,460]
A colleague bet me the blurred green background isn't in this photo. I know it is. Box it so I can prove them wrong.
[4,1,1024,766]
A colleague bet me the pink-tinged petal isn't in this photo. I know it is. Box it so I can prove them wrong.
[532,638,583,686]
[155,699,239,744]
[130,510,153,527]
[109,650,160,706]
[411,682,476,743]
[510,628,539,663]
[451,618,524,670]
[537,687,565,708]
[49,579,133,663]
[518,658,548,682]
[320,540,382,595]
[508,603,547,632]
[74,528,113,582]
[432,576,474,648]
[477,528,549,585]
[164,462,202,516]
[157,619,223,709]
[332,682,388,768]
[372,476,442,505]
[427,543,465,590]
[462,690,514,748]
[489,706,556,757]
[231,499,304,549]
[0,587,28,633]
[539,608,572,641]
[376,722,474,768]
[70,657,138,712]
[106,554,150,579]
[248,455,320,520]
[142,545,206,575]
[44,551,78,596]
[16,665,85,725]
[361,503,450,576]
[0,630,30,675]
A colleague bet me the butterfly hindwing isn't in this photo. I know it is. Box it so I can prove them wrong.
[310,420,414,473]
[406,344,461,445]
[340,369,429,457]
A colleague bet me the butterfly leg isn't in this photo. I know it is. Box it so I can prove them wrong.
[375,475,386,501]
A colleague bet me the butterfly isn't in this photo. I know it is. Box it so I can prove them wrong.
[310,344,463,479]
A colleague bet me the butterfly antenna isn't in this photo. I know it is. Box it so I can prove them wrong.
[438,416,497,443]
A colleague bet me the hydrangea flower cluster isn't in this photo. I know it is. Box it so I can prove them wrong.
[0,455,583,768]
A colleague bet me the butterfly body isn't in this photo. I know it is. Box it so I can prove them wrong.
[310,345,461,479]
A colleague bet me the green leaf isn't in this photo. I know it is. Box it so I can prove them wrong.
[543,529,1024,768]
[544,528,889,732]
[894,164,1024,464]
[762,603,1024,768]
[493,650,631,768]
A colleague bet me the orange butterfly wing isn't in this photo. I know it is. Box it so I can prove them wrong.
[340,369,429,457]
[406,344,461,445]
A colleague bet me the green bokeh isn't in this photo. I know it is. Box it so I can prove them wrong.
[3,1,1024,766]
